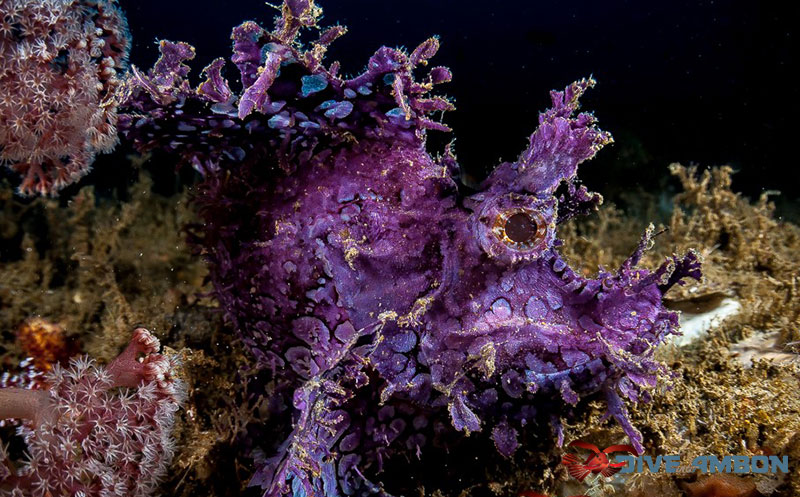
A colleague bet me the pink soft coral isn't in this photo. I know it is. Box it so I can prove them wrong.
[0,328,185,497]
[0,0,130,196]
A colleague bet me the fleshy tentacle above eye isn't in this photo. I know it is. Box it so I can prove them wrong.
[466,78,611,263]
[479,78,613,197]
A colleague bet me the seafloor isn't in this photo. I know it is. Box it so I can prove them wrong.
[0,162,798,497]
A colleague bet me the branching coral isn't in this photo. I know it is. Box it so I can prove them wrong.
[0,327,185,496]
[0,0,129,196]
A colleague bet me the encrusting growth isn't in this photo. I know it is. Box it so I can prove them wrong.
[0,327,185,497]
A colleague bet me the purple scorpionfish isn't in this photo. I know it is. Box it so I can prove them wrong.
[118,1,701,495]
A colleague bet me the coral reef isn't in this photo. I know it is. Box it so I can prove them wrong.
[554,165,800,497]
[0,0,129,196]
[0,173,262,497]
[0,327,184,496]
[561,164,800,351]
[0,0,796,496]
[0,175,205,358]
[3,162,793,497]
[118,3,699,496]
[0,318,78,408]
[666,165,800,349]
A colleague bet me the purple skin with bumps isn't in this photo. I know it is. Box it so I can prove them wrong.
[119,1,701,495]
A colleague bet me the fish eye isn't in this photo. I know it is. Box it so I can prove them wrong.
[492,209,545,250]
[504,212,538,243]
[472,194,554,262]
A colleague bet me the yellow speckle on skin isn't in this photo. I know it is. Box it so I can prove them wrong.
[344,247,358,269]
[378,310,398,322]
[274,219,290,234]
[398,295,434,327]
[476,342,496,378]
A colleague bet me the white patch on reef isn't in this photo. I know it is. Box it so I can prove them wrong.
[671,297,741,347]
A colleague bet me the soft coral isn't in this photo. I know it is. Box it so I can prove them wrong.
[0,327,185,497]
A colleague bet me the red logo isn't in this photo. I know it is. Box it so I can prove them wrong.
[561,440,636,482]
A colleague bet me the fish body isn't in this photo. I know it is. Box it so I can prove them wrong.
[118,2,701,495]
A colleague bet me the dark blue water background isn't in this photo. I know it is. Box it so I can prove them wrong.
[118,0,794,214]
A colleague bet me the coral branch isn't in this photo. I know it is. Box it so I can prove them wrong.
[0,388,52,425]
[106,326,165,387]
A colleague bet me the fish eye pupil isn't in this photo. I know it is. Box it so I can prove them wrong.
[505,212,537,243]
